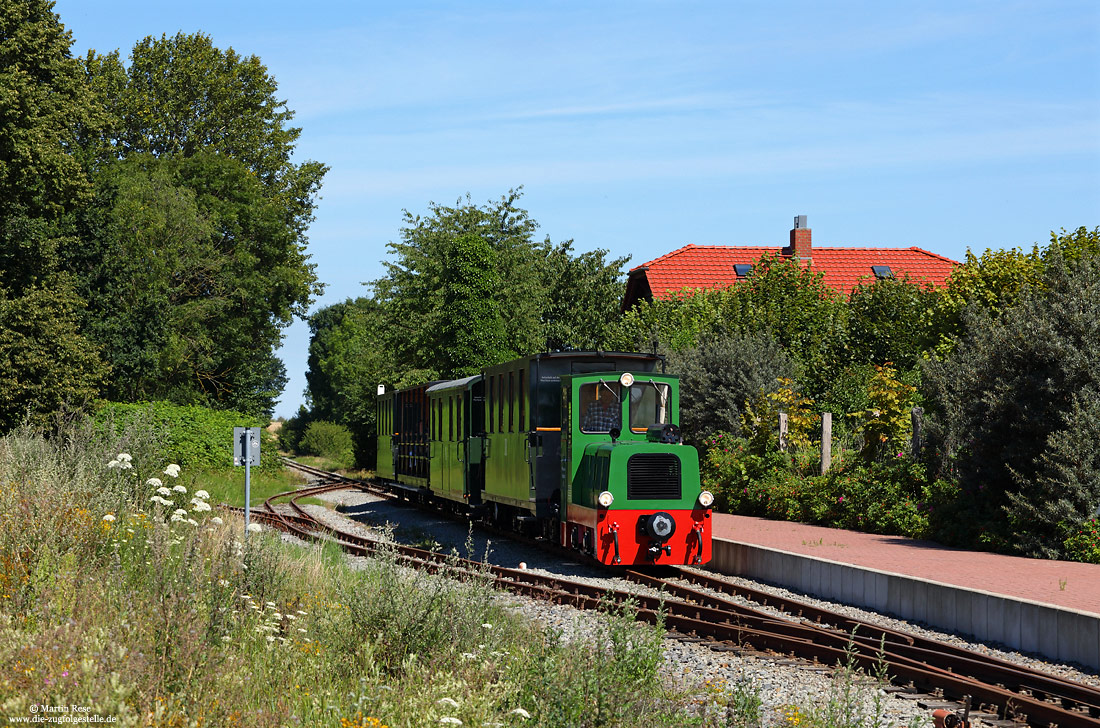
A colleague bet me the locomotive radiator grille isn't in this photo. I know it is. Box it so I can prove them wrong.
[626,454,682,500]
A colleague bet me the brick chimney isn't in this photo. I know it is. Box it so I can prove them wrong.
[787,214,811,260]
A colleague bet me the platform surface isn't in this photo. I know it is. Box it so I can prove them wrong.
[711,513,1100,616]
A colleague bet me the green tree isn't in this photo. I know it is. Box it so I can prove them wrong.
[667,330,793,445]
[0,285,108,430]
[373,190,545,376]
[846,276,938,370]
[922,250,1100,557]
[0,0,109,430]
[540,240,629,351]
[71,32,326,415]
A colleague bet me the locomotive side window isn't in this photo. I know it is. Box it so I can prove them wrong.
[579,382,621,434]
[629,382,670,433]
[498,375,504,433]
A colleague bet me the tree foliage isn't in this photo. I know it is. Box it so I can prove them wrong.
[667,331,793,446]
[921,250,1100,557]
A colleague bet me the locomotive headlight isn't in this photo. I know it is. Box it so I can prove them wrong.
[698,490,715,508]
[619,372,635,387]
[597,490,615,508]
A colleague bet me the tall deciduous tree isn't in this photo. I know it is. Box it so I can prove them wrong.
[0,0,108,429]
[70,31,326,415]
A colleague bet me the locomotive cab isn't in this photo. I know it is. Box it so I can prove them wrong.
[560,371,712,566]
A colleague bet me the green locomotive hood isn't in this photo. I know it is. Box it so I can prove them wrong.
[571,440,701,510]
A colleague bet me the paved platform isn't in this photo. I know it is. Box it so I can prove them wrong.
[707,514,1100,670]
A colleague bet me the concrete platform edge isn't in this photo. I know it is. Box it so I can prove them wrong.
[708,538,1100,671]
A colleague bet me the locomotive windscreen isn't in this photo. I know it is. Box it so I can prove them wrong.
[626,453,682,500]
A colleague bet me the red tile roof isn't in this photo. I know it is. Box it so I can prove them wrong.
[624,243,959,309]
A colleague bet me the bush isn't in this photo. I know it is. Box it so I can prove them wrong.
[668,330,793,446]
[299,420,354,466]
[94,400,278,472]
[921,251,1100,557]
[1063,518,1100,564]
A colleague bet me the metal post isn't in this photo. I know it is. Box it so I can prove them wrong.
[820,412,832,475]
[244,428,252,538]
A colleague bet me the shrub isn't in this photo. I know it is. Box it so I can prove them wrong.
[1063,518,1100,564]
[94,400,278,472]
[299,420,354,466]
[921,251,1100,557]
[668,330,793,445]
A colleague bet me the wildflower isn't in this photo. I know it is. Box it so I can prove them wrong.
[218,579,229,587]
[146,478,163,488]
[297,627,308,633]
[157,487,173,497]
[191,500,212,512]
[286,613,296,620]
[481,623,493,630]
[117,453,132,462]
[170,512,185,523]
[172,484,187,494]
[438,698,459,708]
[211,516,224,525]
[440,719,462,726]
[173,508,188,517]
[266,635,276,643]
[266,601,277,608]
[107,459,120,469]
[187,518,199,526]
[164,464,181,477]
[150,495,171,506]
[118,460,133,470]
[102,514,116,522]
[461,653,477,660]
[247,523,262,533]
[194,489,210,500]
[510,708,531,719]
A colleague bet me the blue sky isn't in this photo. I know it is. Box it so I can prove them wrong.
[53,1,1100,418]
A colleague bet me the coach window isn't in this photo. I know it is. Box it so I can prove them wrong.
[518,370,525,431]
[579,382,621,434]
[457,397,463,440]
[508,372,515,432]
[498,375,505,433]
[487,378,494,434]
[629,382,670,433]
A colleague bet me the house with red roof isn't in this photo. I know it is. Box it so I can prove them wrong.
[622,215,960,311]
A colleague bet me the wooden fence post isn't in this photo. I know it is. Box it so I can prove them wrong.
[911,406,923,457]
[778,412,789,451]
[820,412,832,475]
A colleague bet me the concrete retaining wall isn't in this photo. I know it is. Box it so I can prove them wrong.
[709,538,1100,671]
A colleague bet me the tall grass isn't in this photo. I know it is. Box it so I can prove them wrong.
[0,420,903,727]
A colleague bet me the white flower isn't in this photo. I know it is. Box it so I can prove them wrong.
[218,579,229,587]
[461,653,476,660]
[173,508,188,517]
[118,461,133,470]
[439,719,462,726]
[117,453,132,462]
[102,514,116,522]
[191,500,212,512]
[146,478,163,488]
[194,489,209,500]
[509,708,530,719]
[164,464,181,478]
[150,495,171,506]
[157,487,173,497]
[481,623,493,630]
[297,627,307,633]
[172,484,187,494]
[107,459,120,469]
[247,523,262,533]
[187,518,198,526]
[170,512,184,522]
[437,698,460,708]
[265,601,276,608]
[211,516,223,525]
[266,635,275,643]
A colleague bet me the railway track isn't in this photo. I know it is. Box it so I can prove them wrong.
[217,458,1100,728]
